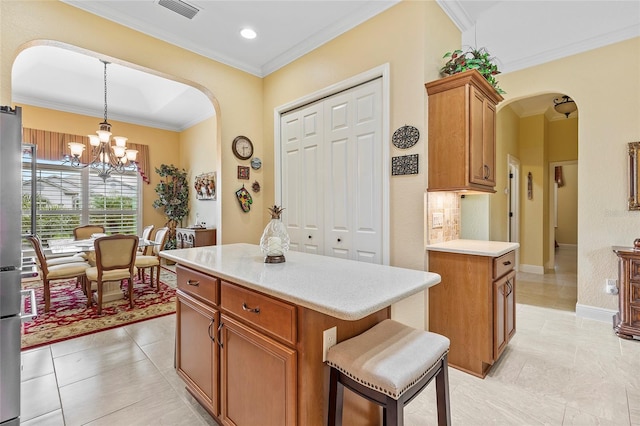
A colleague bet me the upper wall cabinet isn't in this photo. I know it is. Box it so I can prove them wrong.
[425,69,503,193]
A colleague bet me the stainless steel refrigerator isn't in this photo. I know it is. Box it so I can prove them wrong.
[0,105,34,426]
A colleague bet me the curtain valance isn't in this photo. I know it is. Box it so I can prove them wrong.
[22,128,150,184]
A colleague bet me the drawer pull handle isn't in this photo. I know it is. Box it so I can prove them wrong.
[502,261,511,266]
[308,235,312,239]
[187,279,200,287]
[337,238,342,242]
[242,303,260,314]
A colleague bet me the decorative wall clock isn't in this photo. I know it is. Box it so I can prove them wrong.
[232,135,254,160]
[392,125,420,149]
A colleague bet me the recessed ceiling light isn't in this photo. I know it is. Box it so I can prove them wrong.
[240,28,257,40]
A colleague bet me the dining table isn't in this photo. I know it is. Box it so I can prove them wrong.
[46,237,160,303]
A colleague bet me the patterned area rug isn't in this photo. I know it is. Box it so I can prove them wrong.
[21,268,177,350]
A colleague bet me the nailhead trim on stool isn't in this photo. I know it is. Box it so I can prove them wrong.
[326,319,451,426]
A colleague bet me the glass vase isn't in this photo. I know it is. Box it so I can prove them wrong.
[260,218,290,263]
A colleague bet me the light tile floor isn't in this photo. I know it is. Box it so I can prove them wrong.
[21,246,640,425]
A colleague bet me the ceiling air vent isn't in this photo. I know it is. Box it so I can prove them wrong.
[158,0,200,19]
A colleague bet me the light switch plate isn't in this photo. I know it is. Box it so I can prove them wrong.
[432,212,444,229]
[322,327,337,362]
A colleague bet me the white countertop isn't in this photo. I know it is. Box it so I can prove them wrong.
[161,243,441,321]
[425,239,519,257]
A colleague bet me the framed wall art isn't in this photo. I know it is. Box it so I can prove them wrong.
[391,154,419,176]
[238,166,250,180]
[194,172,216,200]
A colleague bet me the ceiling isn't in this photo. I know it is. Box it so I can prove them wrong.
[14,0,629,130]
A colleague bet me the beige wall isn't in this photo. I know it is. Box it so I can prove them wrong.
[180,116,218,233]
[555,163,578,245]
[0,0,264,245]
[498,37,640,312]
[491,105,521,242]
[18,104,179,232]
[263,0,459,272]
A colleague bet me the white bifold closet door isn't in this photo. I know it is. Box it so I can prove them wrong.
[280,78,383,263]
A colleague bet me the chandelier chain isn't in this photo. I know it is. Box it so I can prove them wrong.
[102,60,109,123]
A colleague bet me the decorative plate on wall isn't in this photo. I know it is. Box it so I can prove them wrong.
[251,157,262,170]
[392,125,420,149]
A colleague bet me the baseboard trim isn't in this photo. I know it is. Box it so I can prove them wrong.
[575,303,616,323]
[519,264,544,274]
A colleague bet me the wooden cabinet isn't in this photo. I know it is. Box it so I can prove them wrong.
[612,247,640,339]
[176,227,216,248]
[425,69,503,193]
[220,314,297,426]
[176,291,219,416]
[428,249,516,377]
[175,264,387,425]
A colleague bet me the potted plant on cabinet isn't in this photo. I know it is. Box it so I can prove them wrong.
[440,46,505,94]
[152,164,189,250]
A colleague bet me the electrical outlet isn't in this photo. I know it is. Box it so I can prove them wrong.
[605,278,618,295]
[322,326,337,362]
[432,212,444,229]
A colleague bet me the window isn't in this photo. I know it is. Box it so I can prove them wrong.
[22,156,141,243]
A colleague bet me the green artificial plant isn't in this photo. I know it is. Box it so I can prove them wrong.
[440,47,505,94]
[152,164,189,249]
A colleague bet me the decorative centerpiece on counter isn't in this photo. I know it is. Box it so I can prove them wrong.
[260,205,290,263]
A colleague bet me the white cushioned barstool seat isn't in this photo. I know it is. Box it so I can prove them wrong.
[326,319,451,426]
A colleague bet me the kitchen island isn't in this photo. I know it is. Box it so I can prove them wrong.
[161,243,441,426]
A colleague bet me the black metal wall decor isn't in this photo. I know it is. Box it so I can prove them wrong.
[392,125,420,149]
[392,154,419,176]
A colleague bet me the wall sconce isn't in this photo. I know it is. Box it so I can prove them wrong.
[553,95,577,118]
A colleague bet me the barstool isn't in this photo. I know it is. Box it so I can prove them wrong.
[326,319,451,426]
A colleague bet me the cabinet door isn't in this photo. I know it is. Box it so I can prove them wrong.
[493,271,516,360]
[505,272,516,341]
[219,314,296,426]
[469,87,496,188]
[176,290,219,416]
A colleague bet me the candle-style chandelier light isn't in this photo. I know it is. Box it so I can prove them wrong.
[66,60,138,181]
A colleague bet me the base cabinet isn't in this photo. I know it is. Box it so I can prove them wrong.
[176,228,216,248]
[176,291,219,416]
[613,246,640,339]
[428,250,516,377]
[220,314,296,426]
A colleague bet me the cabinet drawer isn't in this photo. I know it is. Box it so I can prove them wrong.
[177,265,219,305]
[493,251,515,279]
[221,281,296,345]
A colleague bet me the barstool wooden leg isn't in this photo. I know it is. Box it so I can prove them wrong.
[384,396,403,426]
[436,355,451,426]
[328,368,343,426]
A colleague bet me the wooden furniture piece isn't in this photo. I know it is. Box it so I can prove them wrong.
[427,240,517,378]
[176,227,216,248]
[612,245,640,339]
[85,235,138,314]
[73,224,105,240]
[164,243,441,426]
[26,235,90,312]
[326,319,451,426]
[425,69,503,193]
[135,226,169,290]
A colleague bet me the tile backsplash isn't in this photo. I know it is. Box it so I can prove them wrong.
[426,192,460,244]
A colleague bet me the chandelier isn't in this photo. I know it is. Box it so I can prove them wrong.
[553,95,577,118]
[66,60,138,181]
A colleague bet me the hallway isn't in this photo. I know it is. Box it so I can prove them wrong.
[517,245,578,311]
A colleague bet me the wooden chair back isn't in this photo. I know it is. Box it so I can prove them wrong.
[93,235,138,279]
[25,234,49,276]
[74,225,105,240]
[140,225,155,255]
[152,227,170,257]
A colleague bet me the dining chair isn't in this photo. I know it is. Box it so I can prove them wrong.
[26,235,91,313]
[135,227,169,291]
[138,224,155,256]
[73,224,105,240]
[85,234,138,315]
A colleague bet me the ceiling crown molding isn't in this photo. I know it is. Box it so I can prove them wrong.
[436,0,474,32]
